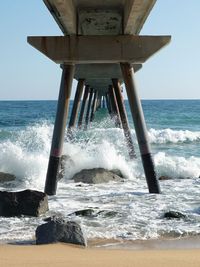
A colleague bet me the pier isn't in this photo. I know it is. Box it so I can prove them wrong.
[28,0,171,195]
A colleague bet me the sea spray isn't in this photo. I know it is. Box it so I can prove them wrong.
[62,140,137,180]
[155,152,200,179]
[1,122,200,188]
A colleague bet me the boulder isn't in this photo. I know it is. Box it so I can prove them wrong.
[0,189,48,217]
[73,168,123,184]
[36,217,86,246]
[0,172,16,182]
[164,211,186,219]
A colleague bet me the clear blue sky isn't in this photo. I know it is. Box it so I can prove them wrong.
[0,0,200,100]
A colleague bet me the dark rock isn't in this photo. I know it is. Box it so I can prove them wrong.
[75,184,83,187]
[36,219,86,246]
[164,211,186,219]
[69,209,118,218]
[69,209,95,218]
[43,216,65,223]
[159,175,172,181]
[73,168,123,184]
[110,169,124,178]
[97,210,118,218]
[0,189,48,217]
[0,172,16,182]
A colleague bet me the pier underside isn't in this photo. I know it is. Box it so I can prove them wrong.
[28,0,171,195]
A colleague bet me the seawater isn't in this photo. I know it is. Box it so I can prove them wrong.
[0,100,200,244]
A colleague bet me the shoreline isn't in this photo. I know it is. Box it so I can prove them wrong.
[2,235,200,250]
[88,236,200,250]
[1,243,200,267]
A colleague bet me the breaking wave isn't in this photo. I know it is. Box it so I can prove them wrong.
[149,128,200,144]
[0,121,200,243]
[0,123,200,191]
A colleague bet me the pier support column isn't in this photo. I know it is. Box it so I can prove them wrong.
[102,96,105,108]
[78,85,89,128]
[112,78,136,159]
[90,90,97,122]
[85,88,94,129]
[108,85,122,128]
[105,92,112,114]
[68,79,85,132]
[45,64,75,195]
[120,63,160,193]
[96,95,102,110]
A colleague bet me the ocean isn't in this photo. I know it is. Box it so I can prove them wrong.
[0,99,200,245]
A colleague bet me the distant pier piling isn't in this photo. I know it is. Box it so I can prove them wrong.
[68,78,85,134]
[108,85,122,128]
[90,90,97,122]
[78,85,89,129]
[112,78,136,159]
[85,88,94,129]
[105,93,112,115]
[102,96,105,108]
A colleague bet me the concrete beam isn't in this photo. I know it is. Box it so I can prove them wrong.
[44,0,157,35]
[28,35,171,64]
[86,78,111,85]
[74,63,142,80]
[124,0,156,34]
[43,0,76,35]
[78,9,122,35]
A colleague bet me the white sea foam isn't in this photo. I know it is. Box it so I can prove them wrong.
[1,123,200,243]
[149,128,200,144]
[0,123,52,189]
[62,140,137,180]
[0,124,200,189]
[155,152,200,179]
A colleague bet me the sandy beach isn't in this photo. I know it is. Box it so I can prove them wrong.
[0,243,200,267]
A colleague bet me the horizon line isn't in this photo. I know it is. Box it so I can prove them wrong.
[0,98,200,101]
